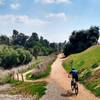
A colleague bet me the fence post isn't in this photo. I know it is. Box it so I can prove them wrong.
[21,73,24,82]
[17,73,19,80]
[12,71,15,80]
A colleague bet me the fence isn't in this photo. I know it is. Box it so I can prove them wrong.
[10,54,56,82]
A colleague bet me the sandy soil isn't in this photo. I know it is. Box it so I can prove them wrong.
[40,81,69,100]
[0,94,33,100]
[0,84,33,100]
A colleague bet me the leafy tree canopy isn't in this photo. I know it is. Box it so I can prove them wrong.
[64,26,100,56]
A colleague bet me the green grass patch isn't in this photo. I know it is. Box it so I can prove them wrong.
[63,45,100,72]
[0,78,47,100]
[91,63,98,69]
[85,78,100,96]
[9,81,47,100]
[9,79,23,86]
[79,69,92,81]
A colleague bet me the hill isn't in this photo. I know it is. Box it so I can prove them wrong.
[63,45,100,96]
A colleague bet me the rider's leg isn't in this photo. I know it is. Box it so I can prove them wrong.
[71,78,74,91]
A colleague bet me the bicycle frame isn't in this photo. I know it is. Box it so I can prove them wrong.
[71,79,78,95]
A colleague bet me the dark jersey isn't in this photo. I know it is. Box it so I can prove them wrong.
[70,69,78,81]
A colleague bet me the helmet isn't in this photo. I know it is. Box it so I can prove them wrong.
[72,67,75,70]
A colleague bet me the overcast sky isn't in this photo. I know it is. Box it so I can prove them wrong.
[0,0,100,42]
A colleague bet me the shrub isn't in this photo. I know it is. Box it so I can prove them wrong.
[16,49,26,64]
[0,45,32,69]
[91,63,98,69]
[79,69,92,81]
[0,73,12,85]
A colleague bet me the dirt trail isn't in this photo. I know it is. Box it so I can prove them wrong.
[48,54,100,100]
[13,54,100,100]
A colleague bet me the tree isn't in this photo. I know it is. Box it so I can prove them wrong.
[12,30,28,46]
[12,30,19,43]
[42,39,49,48]
[0,30,59,60]
[0,35,9,45]
[64,26,100,56]
[40,36,44,43]
[50,43,57,52]
[33,46,40,59]
[25,32,39,48]
[58,41,66,52]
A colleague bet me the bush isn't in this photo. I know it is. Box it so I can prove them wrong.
[91,63,98,69]
[16,49,26,64]
[24,50,32,63]
[0,73,12,85]
[0,45,32,69]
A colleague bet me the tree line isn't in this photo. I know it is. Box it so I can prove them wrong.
[0,30,65,69]
[63,26,100,56]
[0,45,32,69]
[0,30,65,57]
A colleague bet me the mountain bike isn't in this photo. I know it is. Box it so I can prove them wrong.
[69,60,78,95]
[71,78,78,95]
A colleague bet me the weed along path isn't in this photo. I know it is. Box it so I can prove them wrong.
[41,54,100,100]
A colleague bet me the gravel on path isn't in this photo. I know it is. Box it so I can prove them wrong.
[40,81,69,100]
[0,94,33,100]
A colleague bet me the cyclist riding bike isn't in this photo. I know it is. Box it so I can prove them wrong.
[68,67,79,95]
[69,68,78,82]
[68,61,79,95]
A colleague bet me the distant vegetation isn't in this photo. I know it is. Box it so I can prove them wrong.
[63,45,100,96]
[0,30,65,69]
[0,45,32,69]
[63,26,100,56]
[0,30,65,57]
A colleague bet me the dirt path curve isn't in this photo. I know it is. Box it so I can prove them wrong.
[14,68,49,83]
[48,54,100,100]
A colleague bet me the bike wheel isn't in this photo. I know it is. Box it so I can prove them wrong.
[75,84,78,95]
[71,85,74,91]
[71,80,74,91]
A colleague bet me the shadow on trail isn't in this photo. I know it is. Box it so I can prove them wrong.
[61,90,77,97]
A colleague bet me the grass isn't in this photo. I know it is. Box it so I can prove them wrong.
[0,70,47,100]
[63,45,100,96]
[85,78,100,96]
[26,62,52,80]
[5,79,47,100]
